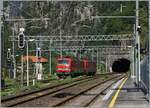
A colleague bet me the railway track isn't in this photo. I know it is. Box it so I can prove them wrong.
[61,75,125,107]
[1,75,97,107]
[1,73,125,107]
[52,74,125,107]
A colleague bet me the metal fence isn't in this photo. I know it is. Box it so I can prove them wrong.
[140,55,149,95]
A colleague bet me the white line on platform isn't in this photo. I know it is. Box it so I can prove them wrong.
[102,78,124,101]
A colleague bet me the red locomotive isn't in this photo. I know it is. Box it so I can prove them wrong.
[56,56,96,78]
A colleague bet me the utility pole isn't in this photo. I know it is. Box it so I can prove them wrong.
[92,49,94,61]
[80,48,82,59]
[60,11,63,58]
[35,41,38,79]
[18,28,25,86]
[60,29,62,57]
[97,48,98,73]
[120,4,123,13]
[136,0,140,85]
[26,39,29,86]
[36,47,41,80]
[99,51,101,74]
[12,23,16,79]
[0,0,3,80]
[131,47,135,79]
[7,48,11,78]
[49,40,52,75]
[105,56,107,73]
[133,24,137,82]
[21,51,24,86]
[120,4,126,13]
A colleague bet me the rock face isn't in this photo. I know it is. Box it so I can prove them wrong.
[112,58,130,73]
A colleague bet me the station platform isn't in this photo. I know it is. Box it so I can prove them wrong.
[111,78,149,108]
[94,77,149,108]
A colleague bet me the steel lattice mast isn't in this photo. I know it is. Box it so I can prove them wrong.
[0,0,3,78]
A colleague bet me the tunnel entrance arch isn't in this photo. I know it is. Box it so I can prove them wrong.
[105,55,131,73]
[112,58,131,73]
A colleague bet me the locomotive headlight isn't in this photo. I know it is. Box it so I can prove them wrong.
[64,64,69,66]
[58,68,70,70]
[65,68,70,70]
[63,68,70,70]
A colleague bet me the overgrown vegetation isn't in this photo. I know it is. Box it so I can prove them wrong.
[1,75,82,97]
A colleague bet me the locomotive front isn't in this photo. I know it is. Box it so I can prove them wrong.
[56,57,71,78]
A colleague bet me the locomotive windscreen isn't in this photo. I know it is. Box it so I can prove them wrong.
[58,60,69,64]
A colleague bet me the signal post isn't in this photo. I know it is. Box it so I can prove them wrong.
[18,28,25,86]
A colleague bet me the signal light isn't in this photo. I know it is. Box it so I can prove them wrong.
[7,48,11,61]
[18,33,25,49]
[137,26,141,33]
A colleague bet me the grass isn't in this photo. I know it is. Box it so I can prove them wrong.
[101,74,109,80]
[1,74,56,97]
[1,74,80,97]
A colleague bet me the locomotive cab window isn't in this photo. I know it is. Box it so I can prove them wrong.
[58,60,69,64]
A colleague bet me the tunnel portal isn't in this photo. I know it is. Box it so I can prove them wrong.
[112,58,131,73]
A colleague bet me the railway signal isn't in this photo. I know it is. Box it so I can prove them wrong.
[7,48,13,78]
[18,28,25,86]
[18,33,25,49]
[137,26,141,33]
[36,47,42,80]
[7,48,11,61]
[18,28,25,49]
